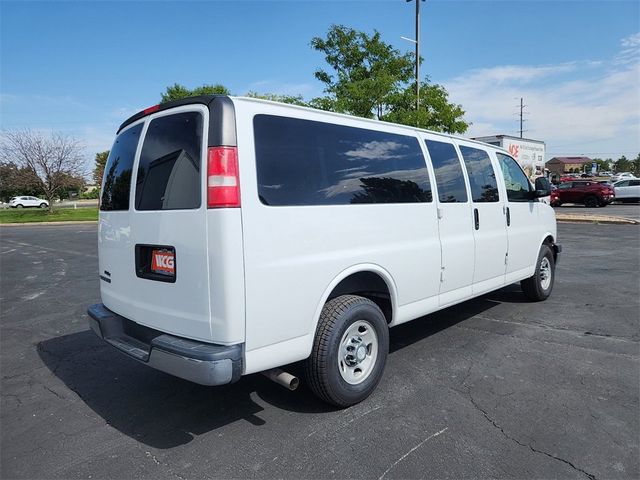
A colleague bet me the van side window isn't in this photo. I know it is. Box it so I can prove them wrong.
[496,153,531,202]
[254,115,432,206]
[100,123,144,211]
[425,140,468,203]
[459,146,500,202]
[135,112,203,211]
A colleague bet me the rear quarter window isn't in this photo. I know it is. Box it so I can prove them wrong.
[100,123,144,211]
[254,115,432,206]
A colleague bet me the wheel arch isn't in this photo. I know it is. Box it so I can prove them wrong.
[540,233,558,263]
[311,264,398,337]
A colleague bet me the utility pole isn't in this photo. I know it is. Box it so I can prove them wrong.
[519,97,524,138]
[406,0,425,111]
[515,97,528,138]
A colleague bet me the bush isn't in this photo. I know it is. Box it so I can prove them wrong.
[81,188,100,199]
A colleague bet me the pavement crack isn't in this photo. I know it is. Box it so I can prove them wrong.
[44,385,66,400]
[377,427,448,480]
[468,393,596,480]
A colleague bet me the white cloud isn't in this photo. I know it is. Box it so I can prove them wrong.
[344,140,408,161]
[444,32,640,160]
[616,32,640,65]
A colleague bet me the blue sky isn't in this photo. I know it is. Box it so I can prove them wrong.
[1,0,639,172]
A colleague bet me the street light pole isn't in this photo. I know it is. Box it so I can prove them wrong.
[407,0,424,111]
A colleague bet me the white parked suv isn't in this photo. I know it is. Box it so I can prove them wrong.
[611,172,636,182]
[613,179,640,202]
[88,96,561,406]
[9,196,49,208]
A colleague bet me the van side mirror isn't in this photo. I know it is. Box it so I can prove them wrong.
[533,177,552,198]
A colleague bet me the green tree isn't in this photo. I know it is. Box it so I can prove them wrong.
[0,162,41,201]
[161,83,230,103]
[311,25,414,119]
[615,155,632,173]
[591,158,611,173]
[382,79,468,133]
[0,130,85,211]
[310,25,468,133]
[245,91,309,107]
[93,150,109,186]
[633,153,640,176]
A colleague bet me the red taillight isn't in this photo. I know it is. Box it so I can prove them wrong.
[143,104,160,115]
[207,147,240,208]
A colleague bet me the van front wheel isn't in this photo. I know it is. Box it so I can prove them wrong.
[305,295,389,407]
[521,244,555,301]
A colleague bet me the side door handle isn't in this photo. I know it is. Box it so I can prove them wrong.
[474,208,479,230]
[506,206,511,226]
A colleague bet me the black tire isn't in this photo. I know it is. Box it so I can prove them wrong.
[305,295,389,407]
[584,196,598,208]
[521,244,555,302]
[39,203,47,209]
[16,204,23,209]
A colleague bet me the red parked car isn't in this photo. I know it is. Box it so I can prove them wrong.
[551,181,615,207]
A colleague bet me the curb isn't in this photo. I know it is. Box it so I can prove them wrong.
[0,221,98,227]
[556,214,639,225]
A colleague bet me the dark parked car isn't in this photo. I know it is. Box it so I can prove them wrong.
[550,181,615,207]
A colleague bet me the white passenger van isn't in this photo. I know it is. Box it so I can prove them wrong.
[88,95,560,406]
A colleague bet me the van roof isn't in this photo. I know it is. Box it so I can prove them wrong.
[119,94,507,155]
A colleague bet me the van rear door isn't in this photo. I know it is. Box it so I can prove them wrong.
[98,105,213,342]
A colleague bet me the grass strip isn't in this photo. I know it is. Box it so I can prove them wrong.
[0,208,98,224]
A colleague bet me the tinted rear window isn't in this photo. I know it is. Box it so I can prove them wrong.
[425,140,468,203]
[459,146,499,202]
[100,123,143,211]
[254,115,432,206]
[135,112,203,210]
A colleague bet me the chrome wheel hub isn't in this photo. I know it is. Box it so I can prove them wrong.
[339,320,378,385]
[540,257,552,290]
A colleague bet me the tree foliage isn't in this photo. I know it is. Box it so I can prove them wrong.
[615,155,632,173]
[382,80,469,133]
[93,150,109,186]
[0,162,41,201]
[160,83,230,103]
[310,25,468,133]
[159,25,468,134]
[0,130,86,210]
[311,25,414,120]
[245,91,309,107]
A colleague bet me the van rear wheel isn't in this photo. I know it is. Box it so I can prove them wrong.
[521,244,555,301]
[305,295,388,407]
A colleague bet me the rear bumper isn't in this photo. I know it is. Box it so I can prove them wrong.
[87,304,243,386]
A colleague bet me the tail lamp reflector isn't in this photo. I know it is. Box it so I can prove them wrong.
[207,147,240,208]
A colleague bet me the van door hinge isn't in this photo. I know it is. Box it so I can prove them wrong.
[440,267,445,283]
[437,208,443,220]
[504,252,509,265]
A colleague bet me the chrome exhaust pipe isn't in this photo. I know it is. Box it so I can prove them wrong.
[262,368,299,391]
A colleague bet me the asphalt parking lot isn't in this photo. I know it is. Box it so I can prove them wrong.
[1,223,638,479]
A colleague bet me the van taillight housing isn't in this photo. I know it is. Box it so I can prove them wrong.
[207,147,240,208]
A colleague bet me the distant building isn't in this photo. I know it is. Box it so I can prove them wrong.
[545,156,592,175]
[472,135,545,177]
